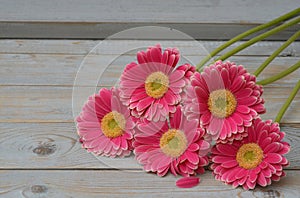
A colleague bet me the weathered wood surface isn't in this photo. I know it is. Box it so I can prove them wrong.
[1,54,299,87]
[1,170,300,198]
[1,0,297,23]
[0,0,299,39]
[0,39,299,197]
[0,123,299,169]
[0,40,299,56]
[0,86,299,123]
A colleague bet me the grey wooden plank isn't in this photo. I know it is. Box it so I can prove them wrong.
[0,0,297,23]
[0,123,298,169]
[0,0,298,39]
[1,170,299,198]
[0,122,139,169]
[0,54,299,87]
[0,40,299,56]
[0,85,299,123]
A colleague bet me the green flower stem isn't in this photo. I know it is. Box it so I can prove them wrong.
[257,60,300,85]
[254,30,300,77]
[217,17,300,62]
[275,80,300,123]
[196,8,300,70]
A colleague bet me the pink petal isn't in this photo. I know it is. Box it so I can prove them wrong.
[120,137,128,150]
[236,105,250,114]
[261,168,272,178]
[169,106,182,128]
[216,144,237,156]
[257,173,267,187]
[161,51,169,65]
[185,151,199,165]
[248,170,258,183]
[226,117,238,134]
[199,140,210,150]
[136,97,154,111]
[235,88,252,99]
[164,91,176,105]
[238,96,257,106]
[188,143,199,152]
[157,166,170,177]
[235,168,248,179]
[245,179,256,189]
[271,174,281,181]
[167,54,176,67]
[213,156,234,163]
[226,166,241,183]
[176,177,200,188]
[195,86,209,99]
[260,137,272,149]
[259,161,268,169]
[221,68,230,88]
[200,113,212,125]
[231,76,245,93]
[137,51,147,64]
[207,117,223,136]
[150,47,162,62]
[231,113,243,126]
[221,160,238,168]
[264,142,280,153]
[278,143,290,155]
[265,153,283,164]
[238,176,248,186]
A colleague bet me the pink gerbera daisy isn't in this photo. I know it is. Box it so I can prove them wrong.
[211,118,290,190]
[76,88,135,157]
[133,107,210,177]
[119,44,195,122]
[184,60,265,143]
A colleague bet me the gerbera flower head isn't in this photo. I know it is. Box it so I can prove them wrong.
[183,60,266,143]
[119,44,195,122]
[133,106,210,177]
[76,88,135,157]
[211,118,290,190]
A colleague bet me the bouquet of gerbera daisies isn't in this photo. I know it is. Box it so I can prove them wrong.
[75,8,299,190]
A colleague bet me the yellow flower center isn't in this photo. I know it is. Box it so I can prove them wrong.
[100,111,125,138]
[236,143,264,170]
[145,71,169,99]
[208,89,237,118]
[159,129,187,158]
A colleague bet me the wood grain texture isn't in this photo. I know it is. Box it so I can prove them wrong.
[0,0,298,39]
[0,123,299,169]
[0,85,299,123]
[1,170,300,198]
[0,54,299,87]
[1,0,297,23]
[0,40,299,56]
[0,122,139,169]
[0,0,299,194]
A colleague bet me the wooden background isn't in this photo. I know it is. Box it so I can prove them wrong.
[0,1,299,197]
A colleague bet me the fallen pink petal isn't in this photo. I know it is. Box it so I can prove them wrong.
[176,177,200,188]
